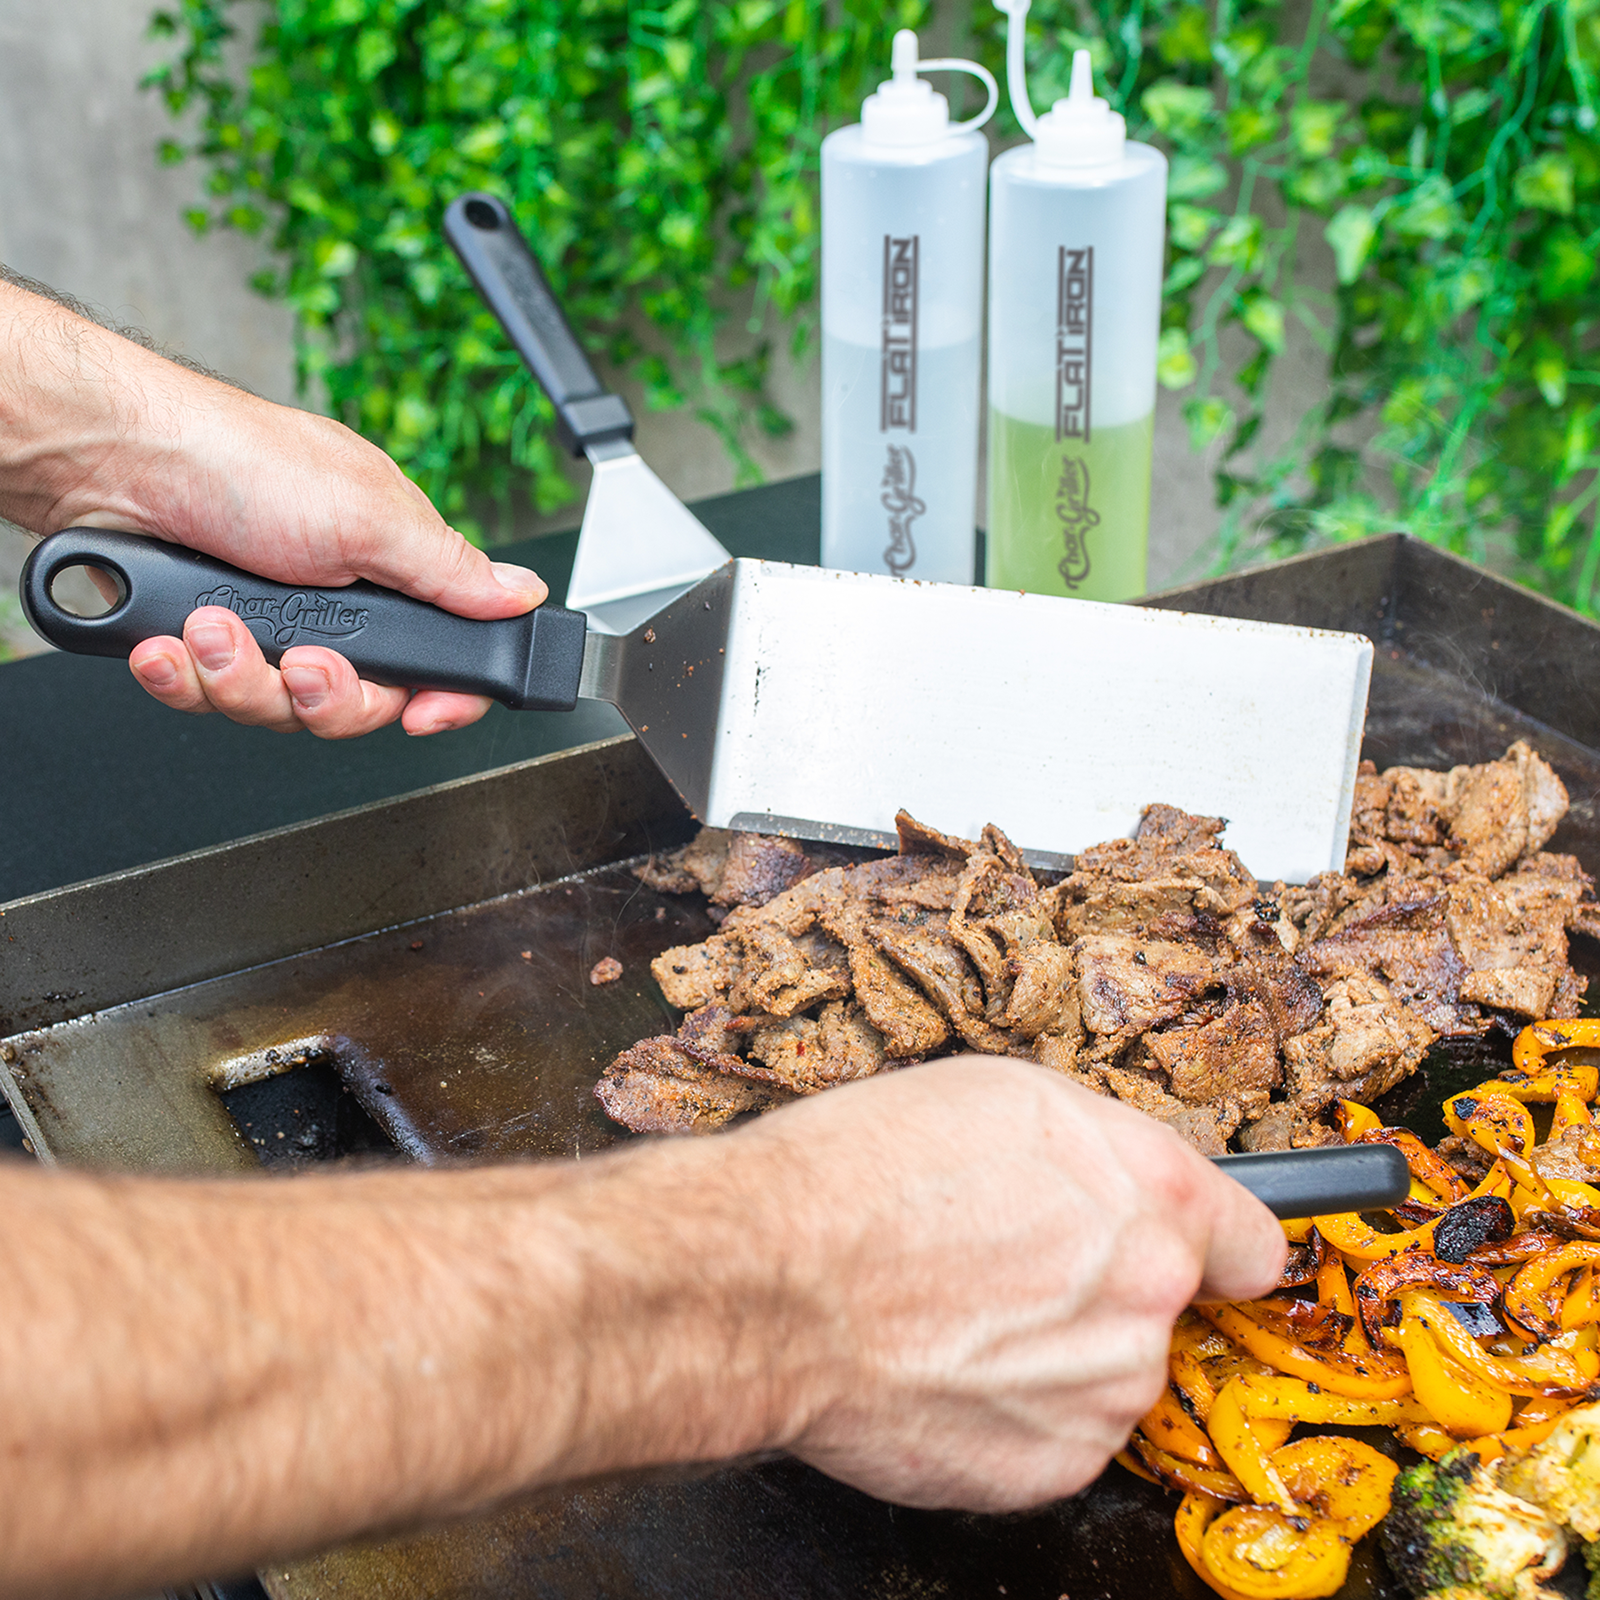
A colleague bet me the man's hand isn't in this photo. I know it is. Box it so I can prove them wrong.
[0,1054,1283,1596]
[736,1058,1285,1511]
[0,278,546,737]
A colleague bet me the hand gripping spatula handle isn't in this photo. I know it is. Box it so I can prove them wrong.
[1212,1144,1408,1219]
[442,193,729,636]
[20,529,590,710]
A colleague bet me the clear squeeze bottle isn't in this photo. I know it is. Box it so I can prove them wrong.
[821,31,996,583]
[986,1,1166,600]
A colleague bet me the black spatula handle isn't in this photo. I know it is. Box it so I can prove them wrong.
[1213,1144,1409,1219]
[21,528,588,713]
[443,192,633,458]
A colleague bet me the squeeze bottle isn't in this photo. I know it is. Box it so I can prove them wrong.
[821,31,997,583]
[986,1,1166,600]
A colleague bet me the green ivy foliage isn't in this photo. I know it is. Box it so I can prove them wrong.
[966,0,1600,603]
[146,0,926,542]
[150,1,1600,610]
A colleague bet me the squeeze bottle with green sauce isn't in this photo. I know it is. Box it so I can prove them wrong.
[821,31,997,583]
[985,0,1166,600]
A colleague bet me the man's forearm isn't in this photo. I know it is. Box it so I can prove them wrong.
[0,277,190,536]
[0,1141,813,1600]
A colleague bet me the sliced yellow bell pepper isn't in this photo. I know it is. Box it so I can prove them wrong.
[1199,1305,1412,1398]
[1200,1507,1351,1600]
[1399,1311,1514,1437]
[1443,1088,1535,1157]
[1176,1494,1260,1600]
[1270,1435,1398,1539]
[1512,1018,1600,1075]
[1140,1386,1224,1467]
[1399,1290,1596,1396]
[1333,1099,1383,1140]
[1505,1242,1600,1340]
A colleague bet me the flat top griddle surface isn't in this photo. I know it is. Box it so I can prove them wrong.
[11,635,1600,1600]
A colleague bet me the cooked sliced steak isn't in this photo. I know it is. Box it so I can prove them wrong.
[1148,1001,1279,1105]
[1074,934,1219,1035]
[595,1035,792,1135]
[727,925,851,1018]
[606,749,1594,1146]
[1282,974,1434,1113]
[651,936,742,1010]
[746,1001,888,1093]
[712,832,814,907]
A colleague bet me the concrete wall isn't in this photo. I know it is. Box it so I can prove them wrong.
[0,0,1330,656]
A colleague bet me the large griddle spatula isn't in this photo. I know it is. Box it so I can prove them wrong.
[442,193,729,636]
[23,530,1371,885]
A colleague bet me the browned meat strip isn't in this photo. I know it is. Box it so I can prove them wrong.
[1299,894,1474,1035]
[1148,1001,1280,1105]
[1282,973,1434,1113]
[746,1002,888,1093]
[895,810,976,860]
[635,828,733,898]
[868,910,1014,1052]
[595,1035,791,1135]
[1074,934,1218,1035]
[711,832,814,908]
[651,936,742,1010]
[1225,917,1324,1042]
[727,925,851,1018]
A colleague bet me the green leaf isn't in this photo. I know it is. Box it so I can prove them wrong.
[1239,294,1286,353]
[1390,175,1461,240]
[1163,256,1207,294]
[1393,0,1501,55]
[1167,153,1229,200]
[1225,105,1277,154]
[1168,204,1220,252]
[1207,214,1263,271]
[1532,341,1568,408]
[1325,205,1376,284]
[1157,5,1213,65]
[1141,81,1215,140]
[1184,396,1236,450]
[1289,101,1342,159]
[315,238,358,277]
[355,26,396,81]
[1514,153,1575,215]
[1538,226,1598,302]
[1157,327,1198,389]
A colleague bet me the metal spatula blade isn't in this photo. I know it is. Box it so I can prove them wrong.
[571,440,733,635]
[443,195,729,635]
[583,560,1373,884]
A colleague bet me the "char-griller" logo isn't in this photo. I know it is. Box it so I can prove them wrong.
[195,584,370,648]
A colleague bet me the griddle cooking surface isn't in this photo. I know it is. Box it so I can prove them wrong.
[10,638,1600,1600]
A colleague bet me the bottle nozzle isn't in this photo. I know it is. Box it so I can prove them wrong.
[860,28,999,147]
[891,29,918,82]
[1068,48,1094,103]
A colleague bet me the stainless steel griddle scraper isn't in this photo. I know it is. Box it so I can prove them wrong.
[443,193,728,637]
[23,533,1372,885]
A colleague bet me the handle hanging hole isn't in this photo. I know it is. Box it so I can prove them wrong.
[463,198,501,230]
[48,563,127,619]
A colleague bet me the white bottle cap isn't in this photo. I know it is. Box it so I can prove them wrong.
[861,31,950,146]
[1033,49,1125,167]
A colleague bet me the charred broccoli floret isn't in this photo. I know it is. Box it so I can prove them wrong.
[1585,1536,1600,1600]
[1381,1451,1569,1599]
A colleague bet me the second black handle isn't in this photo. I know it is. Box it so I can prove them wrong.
[1212,1144,1410,1219]
[443,193,633,457]
[21,529,588,713]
